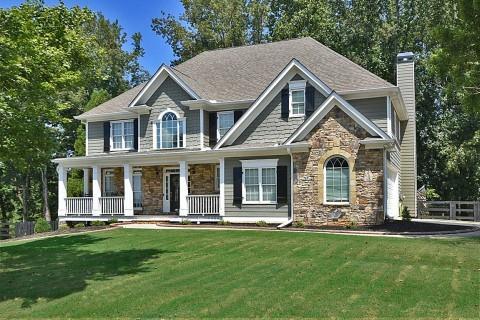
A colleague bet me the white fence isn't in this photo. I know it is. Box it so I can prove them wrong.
[418,201,480,221]
[65,197,93,215]
[100,197,124,215]
[187,195,220,214]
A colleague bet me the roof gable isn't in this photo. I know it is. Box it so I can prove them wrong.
[285,92,390,144]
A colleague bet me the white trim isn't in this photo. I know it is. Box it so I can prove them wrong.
[241,159,279,205]
[137,114,141,152]
[387,96,392,138]
[323,156,350,205]
[285,92,390,145]
[74,110,138,122]
[199,107,204,150]
[91,166,101,216]
[129,65,200,108]
[216,110,234,141]
[153,109,186,150]
[57,165,67,217]
[123,164,134,216]
[214,59,333,149]
[219,159,225,216]
[85,121,89,156]
[179,161,188,216]
[182,99,254,111]
[110,120,135,151]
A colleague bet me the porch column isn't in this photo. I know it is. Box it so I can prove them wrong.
[83,168,90,196]
[124,164,134,216]
[57,165,67,217]
[92,166,101,216]
[179,160,188,216]
[219,158,225,216]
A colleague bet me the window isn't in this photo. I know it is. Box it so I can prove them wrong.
[289,80,306,117]
[111,120,134,150]
[133,169,142,208]
[215,165,220,191]
[103,169,116,196]
[217,111,234,140]
[241,159,278,204]
[154,111,186,149]
[325,157,349,203]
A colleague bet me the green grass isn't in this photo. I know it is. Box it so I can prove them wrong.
[1,229,479,319]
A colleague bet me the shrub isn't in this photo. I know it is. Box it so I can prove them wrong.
[91,220,105,226]
[293,221,305,228]
[255,220,268,227]
[34,218,51,233]
[401,206,412,221]
[106,218,118,225]
[217,220,231,225]
[58,223,70,231]
[73,222,85,228]
[344,221,358,230]
[181,219,192,225]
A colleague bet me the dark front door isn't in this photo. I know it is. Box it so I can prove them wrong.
[169,174,180,213]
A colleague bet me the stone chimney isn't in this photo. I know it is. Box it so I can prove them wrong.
[396,52,417,216]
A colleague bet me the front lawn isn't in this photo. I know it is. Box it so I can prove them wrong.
[1,228,478,318]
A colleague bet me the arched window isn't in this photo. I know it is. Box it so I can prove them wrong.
[155,111,185,149]
[325,157,349,203]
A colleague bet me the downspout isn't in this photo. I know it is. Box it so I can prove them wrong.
[277,147,294,229]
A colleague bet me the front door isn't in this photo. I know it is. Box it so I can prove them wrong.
[169,174,180,213]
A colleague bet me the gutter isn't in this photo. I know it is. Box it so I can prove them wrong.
[277,147,295,229]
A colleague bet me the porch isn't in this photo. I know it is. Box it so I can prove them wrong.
[57,161,225,220]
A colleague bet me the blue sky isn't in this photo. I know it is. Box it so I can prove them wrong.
[1,0,184,74]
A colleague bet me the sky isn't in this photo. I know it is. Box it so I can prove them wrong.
[1,0,184,74]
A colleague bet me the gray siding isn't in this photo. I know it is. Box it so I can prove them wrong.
[348,97,388,132]
[140,76,201,150]
[224,156,291,218]
[87,121,104,156]
[234,87,326,145]
[398,62,417,214]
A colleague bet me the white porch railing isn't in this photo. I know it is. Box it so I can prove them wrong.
[100,196,124,215]
[187,195,220,214]
[65,197,93,215]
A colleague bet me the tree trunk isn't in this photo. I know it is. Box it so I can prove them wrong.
[20,172,30,222]
[41,167,51,221]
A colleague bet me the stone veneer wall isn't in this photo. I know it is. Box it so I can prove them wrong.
[189,164,217,195]
[293,107,384,226]
[142,166,164,214]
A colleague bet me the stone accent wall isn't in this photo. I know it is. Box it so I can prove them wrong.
[142,166,164,214]
[293,106,384,226]
[189,164,217,195]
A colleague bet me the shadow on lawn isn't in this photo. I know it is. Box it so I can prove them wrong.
[0,233,169,308]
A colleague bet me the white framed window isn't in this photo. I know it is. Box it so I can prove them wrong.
[111,120,134,150]
[217,111,234,141]
[103,169,116,196]
[153,110,186,149]
[215,165,220,191]
[324,157,349,204]
[133,169,142,209]
[241,159,278,204]
[289,80,306,117]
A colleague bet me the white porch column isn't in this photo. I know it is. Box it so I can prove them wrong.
[199,107,205,150]
[92,166,101,216]
[124,164,134,216]
[179,160,188,216]
[219,158,225,216]
[83,168,90,196]
[57,165,67,217]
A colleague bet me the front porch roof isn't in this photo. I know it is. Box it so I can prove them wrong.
[52,143,309,168]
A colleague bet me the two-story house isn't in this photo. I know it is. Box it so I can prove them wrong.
[53,37,416,226]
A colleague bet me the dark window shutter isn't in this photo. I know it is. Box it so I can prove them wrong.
[103,121,110,152]
[234,110,244,122]
[233,167,243,207]
[281,89,289,118]
[209,112,217,146]
[277,166,288,205]
[306,86,315,116]
[133,118,139,151]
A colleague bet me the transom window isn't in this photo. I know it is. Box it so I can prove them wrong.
[289,80,306,117]
[217,111,234,140]
[111,120,134,150]
[325,157,349,203]
[154,111,186,149]
[241,159,278,204]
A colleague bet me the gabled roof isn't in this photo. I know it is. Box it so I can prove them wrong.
[214,58,334,149]
[285,92,390,145]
